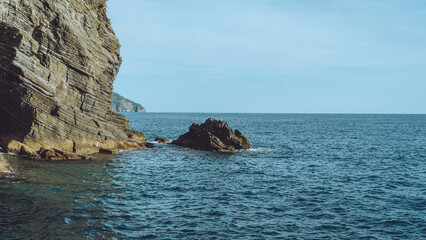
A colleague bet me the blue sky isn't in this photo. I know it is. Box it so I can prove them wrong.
[107,0,426,113]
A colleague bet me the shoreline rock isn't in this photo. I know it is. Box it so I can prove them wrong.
[7,140,41,159]
[155,137,171,143]
[172,118,251,152]
[0,0,148,159]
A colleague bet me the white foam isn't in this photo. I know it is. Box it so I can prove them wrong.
[243,147,274,153]
[149,140,171,144]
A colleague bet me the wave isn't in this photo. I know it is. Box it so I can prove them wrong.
[242,147,274,153]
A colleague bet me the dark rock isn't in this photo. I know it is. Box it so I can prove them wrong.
[172,118,251,151]
[155,137,171,143]
[0,146,4,153]
[145,142,155,148]
[0,0,148,158]
[99,148,115,154]
[39,148,64,160]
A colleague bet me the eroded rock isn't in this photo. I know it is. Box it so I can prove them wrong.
[0,0,148,158]
[38,147,83,161]
[7,140,40,159]
[172,118,251,151]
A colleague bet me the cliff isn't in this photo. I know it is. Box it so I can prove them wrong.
[0,0,147,157]
[112,92,146,113]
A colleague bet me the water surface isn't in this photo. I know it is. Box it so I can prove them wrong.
[1,113,425,239]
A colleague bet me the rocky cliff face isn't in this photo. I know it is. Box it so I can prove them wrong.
[112,92,146,113]
[0,0,147,156]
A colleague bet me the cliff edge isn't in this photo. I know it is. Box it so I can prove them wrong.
[0,0,147,157]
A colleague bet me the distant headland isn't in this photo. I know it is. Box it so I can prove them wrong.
[112,92,146,113]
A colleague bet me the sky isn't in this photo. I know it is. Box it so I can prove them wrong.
[107,0,426,113]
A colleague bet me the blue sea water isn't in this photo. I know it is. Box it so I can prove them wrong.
[0,113,425,239]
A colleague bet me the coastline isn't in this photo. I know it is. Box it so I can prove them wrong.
[1,113,424,239]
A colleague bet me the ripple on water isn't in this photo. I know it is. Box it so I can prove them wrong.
[1,113,426,239]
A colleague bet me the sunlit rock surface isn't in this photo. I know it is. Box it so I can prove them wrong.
[0,0,147,157]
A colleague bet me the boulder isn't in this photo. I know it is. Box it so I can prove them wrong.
[7,140,40,159]
[38,148,80,161]
[172,118,251,151]
[155,137,171,143]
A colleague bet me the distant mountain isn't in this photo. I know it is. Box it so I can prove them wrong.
[112,92,146,112]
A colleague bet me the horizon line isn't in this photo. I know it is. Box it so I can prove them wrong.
[121,112,426,115]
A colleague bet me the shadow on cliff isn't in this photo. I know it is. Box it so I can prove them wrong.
[0,23,34,148]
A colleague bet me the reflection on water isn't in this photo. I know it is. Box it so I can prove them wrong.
[0,154,120,239]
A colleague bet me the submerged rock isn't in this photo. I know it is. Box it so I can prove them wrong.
[172,118,251,151]
[155,137,171,143]
[0,0,148,158]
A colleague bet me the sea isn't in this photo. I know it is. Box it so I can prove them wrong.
[0,113,425,239]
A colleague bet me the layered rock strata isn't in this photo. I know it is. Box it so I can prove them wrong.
[0,0,147,158]
[172,118,251,151]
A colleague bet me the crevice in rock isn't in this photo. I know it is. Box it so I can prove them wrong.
[72,140,76,153]
[80,93,86,111]
[93,119,100,128]
[73,111,77,125]
[50,105,60,117]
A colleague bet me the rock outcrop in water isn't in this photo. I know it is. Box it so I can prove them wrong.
[0,0,148,158]
[155,137,170,143]
[112,92,146,113]
[172,118,251,151]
